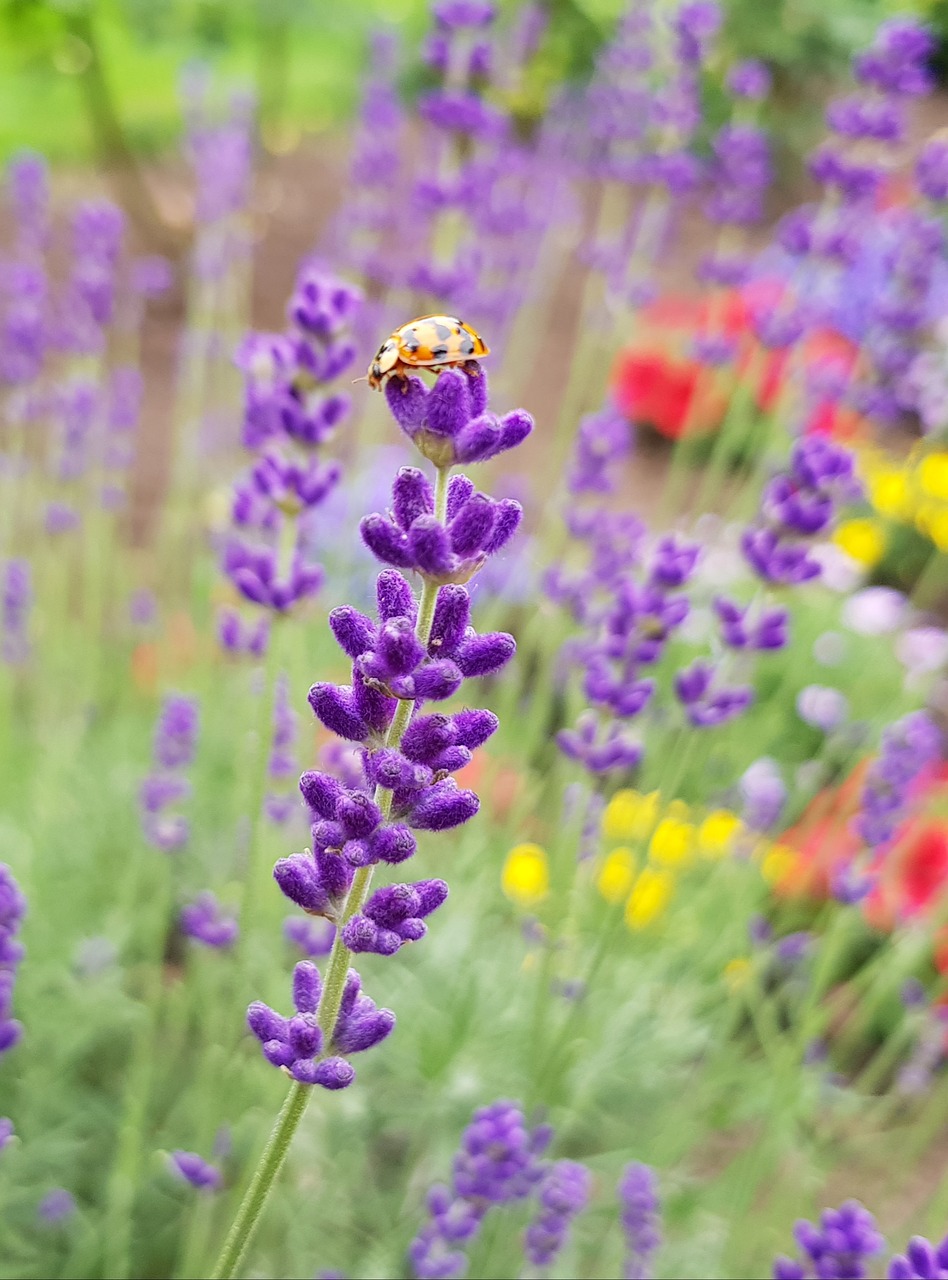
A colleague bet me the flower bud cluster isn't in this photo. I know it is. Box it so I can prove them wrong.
[247,960,394,1088]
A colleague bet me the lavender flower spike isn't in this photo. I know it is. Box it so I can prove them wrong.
[619,1163,662,1280]
[409,1100,551,1279]
[0,864,26,1056]
[889,1234,948,1279]
[524,1159,592,1268]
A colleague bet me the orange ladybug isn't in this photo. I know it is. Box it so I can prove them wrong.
[366,315,489,390]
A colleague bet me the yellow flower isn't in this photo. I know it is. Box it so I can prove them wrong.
[833,518,886,567]
[867,467,911,521]
[502,843,549,906]
[724,957,752,992]
[597,847,637,903]
[916,504,948,553]
[918,452,948,502]
[648,816,695,866]
[698,809,743,859]
[602,789,660,843]
[624,868,674,928]
[760,843,797,886]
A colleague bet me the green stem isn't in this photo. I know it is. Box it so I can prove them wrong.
[211,467,449,1279]
[210,1081,311,1280]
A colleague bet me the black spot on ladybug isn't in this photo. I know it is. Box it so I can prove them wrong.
[402,330,420,353]
[432,323,453,342]
[431,344,449,360]
[459,335,475,355]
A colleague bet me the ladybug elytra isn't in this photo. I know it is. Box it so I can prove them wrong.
[366,315,489,390]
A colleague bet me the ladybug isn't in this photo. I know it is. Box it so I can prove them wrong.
[366,315,489,390]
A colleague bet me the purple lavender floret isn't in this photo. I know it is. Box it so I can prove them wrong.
[524,1159,592,1268]
[384,368,533,469]
[180,893,239,950]
[773,1200,885,1280]
[619,1162,662,1280]
[0,1117,13,1150]
[714,597,788,651]
[888,1234,948,1278]
[169,1150,222,1192]
[247,960,393,1088]
[727,59,771,100]
[361,467,522,584]
[674,659,754,728]
[343,880,449,955]
[0,864,25,1056]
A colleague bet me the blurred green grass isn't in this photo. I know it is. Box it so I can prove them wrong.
[0,0,933,165]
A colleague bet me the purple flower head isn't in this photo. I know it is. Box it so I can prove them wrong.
[361,467,523,585]
[180,892,239,950]
[619,1162,662,1280]
[383,369,532,470]
[672,1,722,65]
[774,1200,884,1280]
[715,597,789,651]
[169,1150,222,1192]
[0,1117,13,1150]
[343,879,449,956]
[854,19,935,98]
[38,1189,76,1226]
[524,1160,592,1268]
[727,59,771,100]
[246,961,393,1087]
[675,659,754,728]
[153,695,200,770]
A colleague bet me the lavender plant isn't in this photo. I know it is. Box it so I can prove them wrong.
[213,358,533,1275]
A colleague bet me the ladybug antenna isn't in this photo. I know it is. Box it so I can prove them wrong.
[351,375,369,385]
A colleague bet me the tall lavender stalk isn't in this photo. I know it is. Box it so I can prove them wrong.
[212,356,533,1276]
